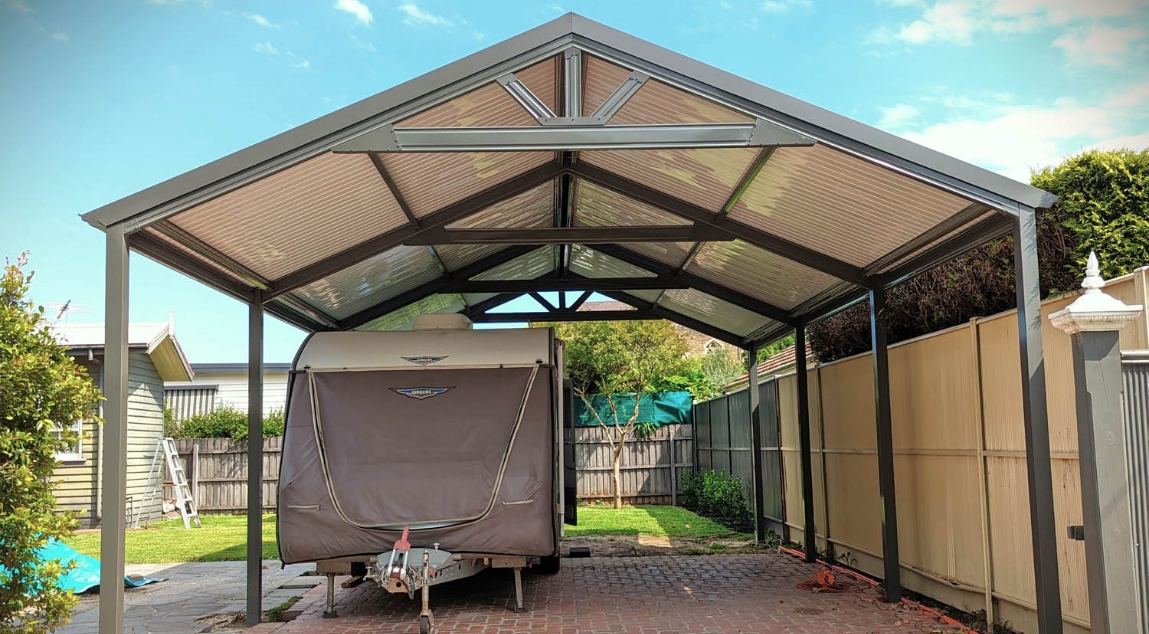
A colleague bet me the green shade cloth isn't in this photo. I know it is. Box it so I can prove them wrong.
[572,391,693,427]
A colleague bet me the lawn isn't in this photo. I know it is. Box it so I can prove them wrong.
[565,504,747,539]
[63,506,739,564]
[65,514,278,564]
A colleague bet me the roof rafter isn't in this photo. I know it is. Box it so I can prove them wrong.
[405,225,730,245]
[597,290,747,348]
[447,276,687,293]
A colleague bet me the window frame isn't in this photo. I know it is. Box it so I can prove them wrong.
[53,419,85,464]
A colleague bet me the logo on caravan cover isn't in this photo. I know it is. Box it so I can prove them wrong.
[401,355,448,366]
[391,387,454,400]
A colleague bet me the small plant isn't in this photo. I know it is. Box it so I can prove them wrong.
[265,596,302,622]
[163,407,179,437]
[679,469,753,532]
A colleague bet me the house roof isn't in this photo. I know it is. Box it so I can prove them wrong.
[52,321,194,382]
[80,13,1054,349]
[721,342,814,393]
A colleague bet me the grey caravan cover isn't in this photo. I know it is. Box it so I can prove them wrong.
[278,330,557,564]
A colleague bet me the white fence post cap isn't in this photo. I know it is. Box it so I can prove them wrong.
[1049,252,1143,335]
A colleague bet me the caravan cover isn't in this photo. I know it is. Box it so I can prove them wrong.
[278,330,557,564]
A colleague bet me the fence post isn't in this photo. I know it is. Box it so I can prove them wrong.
[970,318,995,629]
[1049,253,1144,634]
[191,444,199,506]
[668,425,677,506]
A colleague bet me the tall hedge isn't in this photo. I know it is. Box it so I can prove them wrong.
[809,149,1148,362]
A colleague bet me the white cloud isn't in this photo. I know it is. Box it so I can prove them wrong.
[876,0,924,6]
[49,30,68,42]
[1054,24,1146,66]
[896,1,980,44]
[472,31,485,41]
[334,0,373,25]
[877,103,919,129]
[762,0,812,12]
[398,2,451,26]
[1106,81,1149,108]
[294,60,312,71]
[252,41,279,55]
[546,3,565,13]
[4,0,30,13]
[246,13,279,29]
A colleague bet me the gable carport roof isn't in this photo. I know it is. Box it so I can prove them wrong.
[81,13,1055,348]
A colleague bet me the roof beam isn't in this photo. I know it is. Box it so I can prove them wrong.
[151,220,270,290]
[876,213,1013,290]
[598,290,746,348]
[462,292,522,316]
[367,152,420,227]
[862,202,992,276]
[405,225,730,245]
[497,73,557,124]
[334,120,815,153]
[591,243,793,324]
[571,162,868,287]
[337,245,537,330]
[447,276,687,293]
[473,309,657,324]
[718,147,774,219]
[586,70,647,123]
[263,162,564,300]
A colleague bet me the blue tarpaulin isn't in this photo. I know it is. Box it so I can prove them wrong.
[572,391,693,427]
[32,539,163,593]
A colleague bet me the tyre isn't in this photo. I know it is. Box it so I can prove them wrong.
[537,555,561,574]
[419,615,433,634]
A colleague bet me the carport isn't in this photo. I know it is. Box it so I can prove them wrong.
[82,13,1063,634]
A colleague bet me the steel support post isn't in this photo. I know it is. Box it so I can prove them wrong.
[794,325,817,562]
[747,343,766,543]
[246,290,264,627]
[99,225,129,634]
[1014,208,1064,634]
[869,286,901,602]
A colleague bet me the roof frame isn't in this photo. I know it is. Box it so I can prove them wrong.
[598,290,748,348]
[406,224,731,245]
[448,276,687,293]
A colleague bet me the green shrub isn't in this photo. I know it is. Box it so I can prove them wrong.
[174,406,284,441]
[680,469,753,533]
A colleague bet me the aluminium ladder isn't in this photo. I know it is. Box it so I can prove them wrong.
[146,437,201,529]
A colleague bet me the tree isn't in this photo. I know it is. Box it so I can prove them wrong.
[1,254,101,634]
[550,320,689,509]
[809,148,1149,362]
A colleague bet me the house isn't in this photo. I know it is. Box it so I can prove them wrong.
[164,363,291,420]
[720,342,816,393]
[51,321,193,528]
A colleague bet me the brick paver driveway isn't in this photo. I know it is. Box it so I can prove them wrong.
[264,553,961,633]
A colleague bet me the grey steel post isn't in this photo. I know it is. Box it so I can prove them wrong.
[1014,208,1064,634]
[99,224,129,634]
[747,343,766,543]
[246,290,264,627]
[1049,253,1143,634]
[794,325,817,562]
[869,286,901,603]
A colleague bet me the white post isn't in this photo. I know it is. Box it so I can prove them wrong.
[99,225,128,634]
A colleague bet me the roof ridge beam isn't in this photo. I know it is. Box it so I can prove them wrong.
[263,162,564,300]
[447,277,687,293]
[405,225,730,245]
[571,162,867,287]
[591,243,792,324]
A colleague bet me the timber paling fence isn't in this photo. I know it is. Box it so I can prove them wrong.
[164,424,694,511]
[691,267,1149,634]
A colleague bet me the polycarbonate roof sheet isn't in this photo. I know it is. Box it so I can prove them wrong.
[582,54,633,115]
[433,244,507,272]
[472,246,555,281]
[872,206,996,274]
[569,245,657,279]
[356,294,466,332]
[515,56,559,115]
[610,78,752,125]
[572,180,691,227]
[169,152,408,280]
[624,242,694,268]
[377,151,552,217]
[658,288,771,337]
[446,182,554,229]
[138,227,250,286]
[728,144,975,268]
[462,292,498,306]
[581,147,760,213]
[621,289,664,303]
[687,240,841,310]
[293,244,442,320]
[399,81,538,128]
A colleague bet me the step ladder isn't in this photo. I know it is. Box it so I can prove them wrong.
[151,437,201,529]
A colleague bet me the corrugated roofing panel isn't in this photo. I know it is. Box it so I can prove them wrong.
[624,242,693,268]
[515,56,559,115]
[356,294,466,332]
[569,245,657,279]
[610,78,752,125]
[137,227,251,286]
[621,289,664,303]
[572,179,691,227]
[293,245,442,320]
[658,288,770,338]
[169,152,408,280]
[687,240,840,310]
[581,147,759,212]
[378,151,553,217]
[872,207,996,274]
[472,246,555,281]
[582,54,633,115]
[446,182,554,229]
[728,144,975,268]
[433,244,507,272]
[399,82,538,128]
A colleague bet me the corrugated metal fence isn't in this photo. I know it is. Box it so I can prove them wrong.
[1123,350,1149,625]
[166,426,693,512]
[694,380,784,534]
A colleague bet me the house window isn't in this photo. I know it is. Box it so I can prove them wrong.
[704,339,723,354]
[53,420,84,463]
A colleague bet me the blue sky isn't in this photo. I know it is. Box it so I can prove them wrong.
[2,0,1147,362]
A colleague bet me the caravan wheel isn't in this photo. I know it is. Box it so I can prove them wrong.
[538,555,560,574]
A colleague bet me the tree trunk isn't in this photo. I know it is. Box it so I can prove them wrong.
[612,453,622,510]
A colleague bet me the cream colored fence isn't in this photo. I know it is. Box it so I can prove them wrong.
[764,267,1147,634]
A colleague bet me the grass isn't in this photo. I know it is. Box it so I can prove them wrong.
[62,505,742,564]
[564,504,748,539]
[65,514,278,564]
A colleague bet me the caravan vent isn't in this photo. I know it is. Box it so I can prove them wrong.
[413,314,473,331]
